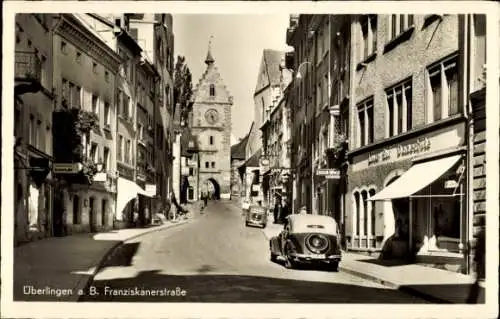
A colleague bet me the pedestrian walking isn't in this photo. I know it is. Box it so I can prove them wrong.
[281,200,290,223]
[273,201,282,224]
[466,227,485,303]
[203,191,208,208]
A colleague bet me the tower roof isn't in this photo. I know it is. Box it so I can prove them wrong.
[205,36,215,65]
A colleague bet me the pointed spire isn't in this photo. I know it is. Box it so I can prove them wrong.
[205,36,215,65]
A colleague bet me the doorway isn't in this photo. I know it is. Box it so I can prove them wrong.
[89,197,95,232]
[101,199,107,228]
[53,192,65,237]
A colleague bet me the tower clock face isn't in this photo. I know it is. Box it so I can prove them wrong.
[205,109,219,125]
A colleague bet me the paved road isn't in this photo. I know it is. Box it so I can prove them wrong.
[81,200,429,303]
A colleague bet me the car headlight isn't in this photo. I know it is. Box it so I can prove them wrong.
[305,234,329,254]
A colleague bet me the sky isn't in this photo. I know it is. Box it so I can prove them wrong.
[173,14,293,143]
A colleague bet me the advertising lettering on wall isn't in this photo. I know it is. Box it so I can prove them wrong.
[368,137,431,166]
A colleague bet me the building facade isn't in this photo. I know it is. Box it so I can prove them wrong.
[346,15,471,273]
[14,14,56,244]
[260,58,294,210]
[230,134,249,199]
[51,14,121,234]
[179,129,200,203]
[127,13,175,212]
[190,45,233,200]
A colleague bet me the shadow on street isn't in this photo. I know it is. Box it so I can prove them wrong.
[80,268,432,303]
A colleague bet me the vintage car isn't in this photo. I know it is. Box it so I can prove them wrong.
[269,214,342,271]
[245,205,268,228]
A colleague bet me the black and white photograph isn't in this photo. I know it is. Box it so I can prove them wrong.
[1,1,499,318]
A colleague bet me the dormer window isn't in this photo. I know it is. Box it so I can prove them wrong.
[209,84,215,96]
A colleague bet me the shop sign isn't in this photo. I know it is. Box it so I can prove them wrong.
[53,162,83,174]
[316,168,341,179]
[146,184,157,196]
[368,137,431,166]
[444,180,458,189]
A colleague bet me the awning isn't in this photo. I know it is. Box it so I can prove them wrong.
[369,155,461,201]
[116,177,154,220]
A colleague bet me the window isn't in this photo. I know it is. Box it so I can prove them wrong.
[76,51,82,63]
[92,95,99,115]
[390,15,414,40]
[61,41,67,54]
[125,139,131,164]
[386,79,412,137]
[90,143,98,164]
[370,190,376,236]
[138,123,144,140]
[360,15,377,61]
[188,187,194,200]
[103,147,110,171]
[104,102,110,127]
[357,98,374,147]
[427,55,459,123]
[211,162,215,168]
[28,115,35,146]
[118,135,123,161]
[123,94,130,119]
[209,84,215,97]
[205,161,209,168]
[105,71,109,83]
[93,62,98,73]
[75,86,81,108]
[189,167,194,176]
[209,136,214,145]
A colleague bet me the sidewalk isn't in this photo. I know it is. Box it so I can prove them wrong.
[14,211,199,302]
[260,223,485,304]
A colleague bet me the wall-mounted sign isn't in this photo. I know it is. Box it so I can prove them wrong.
[368,137,431,166]
[53,163,83,174]
[260,157,270,167]
[316,168,341,179]
[444,180,458,189]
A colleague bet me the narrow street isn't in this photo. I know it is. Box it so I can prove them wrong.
[81,200,428,303]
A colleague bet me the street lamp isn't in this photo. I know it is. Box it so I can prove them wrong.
[295,61,312,79]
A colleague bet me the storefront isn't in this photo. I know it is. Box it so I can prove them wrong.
[347,120,468,264]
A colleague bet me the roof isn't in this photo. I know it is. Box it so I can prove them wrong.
[287,214,339,235]
[263,49,286,86]
[180,129,199,157]
[231,133,250,160]
[238,148,262,172]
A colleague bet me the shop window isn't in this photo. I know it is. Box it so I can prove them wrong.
[386,79,412,137]
[427,55,459,123]
[369,189,376,236]
[354,191,360,237]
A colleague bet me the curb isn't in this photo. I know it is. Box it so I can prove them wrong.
[75,219,190,302]
[339,265,453,304]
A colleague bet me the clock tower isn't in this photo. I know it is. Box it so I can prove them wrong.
[190,40,233,199]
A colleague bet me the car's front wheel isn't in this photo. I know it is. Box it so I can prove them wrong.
[284,243,297,269]
[270,252,277,263]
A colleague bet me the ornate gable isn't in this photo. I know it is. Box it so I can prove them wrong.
[193,64,233,105]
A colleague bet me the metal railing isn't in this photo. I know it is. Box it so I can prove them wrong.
[15,51,42,82]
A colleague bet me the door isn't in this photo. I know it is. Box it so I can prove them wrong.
[53,192,64,236]
[89,197,95,232]
[101,199,107,228]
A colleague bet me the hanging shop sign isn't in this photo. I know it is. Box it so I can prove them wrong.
[53,162,83,174]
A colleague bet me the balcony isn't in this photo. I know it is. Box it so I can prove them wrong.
[15,51,41,82]
[15,51,42,95]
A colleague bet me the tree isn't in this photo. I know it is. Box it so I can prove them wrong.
[173,55,193,126]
